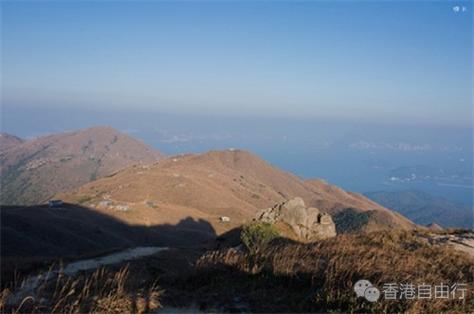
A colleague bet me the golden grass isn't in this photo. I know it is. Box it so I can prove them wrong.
[0,265,162,314]
[197,230,474,313]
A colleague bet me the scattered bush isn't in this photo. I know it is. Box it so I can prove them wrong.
[146,201,157,209]
[240,222,279,253]
[76,195,93,205]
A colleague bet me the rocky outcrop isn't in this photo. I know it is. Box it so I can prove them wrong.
[422,231,474,258]
[255,197,336,241]
[426,222,443,231]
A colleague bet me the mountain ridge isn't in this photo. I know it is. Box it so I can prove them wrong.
[0,126,163,205]
[0,133,24,152]
[59,148,415,234]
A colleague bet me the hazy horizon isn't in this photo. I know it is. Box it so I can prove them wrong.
[2,1,472,127]
[1,1,472,205]
[2,104,472,206]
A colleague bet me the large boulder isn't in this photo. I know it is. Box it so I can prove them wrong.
[255,197,336,241]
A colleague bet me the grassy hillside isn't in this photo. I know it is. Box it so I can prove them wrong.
[59,149,415,234]
[0,126,162,205]
[0,133,24,152]
[194,230,473,313]
[3,229,472,313]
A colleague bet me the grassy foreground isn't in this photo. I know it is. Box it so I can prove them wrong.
[1,230,472,313]
[0,265,162,314]
[195,230,473,313]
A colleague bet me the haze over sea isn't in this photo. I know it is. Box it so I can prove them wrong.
[2,105,472,206]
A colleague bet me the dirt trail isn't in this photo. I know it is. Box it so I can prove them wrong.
[8,246,168,305]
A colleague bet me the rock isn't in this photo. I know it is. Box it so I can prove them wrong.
[220,216,230,222]
[425,231,474,258]
[255,197,336,241]
[426,222,443,231]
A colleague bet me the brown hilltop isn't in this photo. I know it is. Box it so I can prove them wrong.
[59,149,415,235]
[0,126,163,205]
[0,132,24,152]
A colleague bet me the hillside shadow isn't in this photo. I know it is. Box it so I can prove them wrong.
[1,203,217,285]
[0,202,357,313]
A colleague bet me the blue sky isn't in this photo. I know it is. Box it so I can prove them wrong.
[1,1,472,127]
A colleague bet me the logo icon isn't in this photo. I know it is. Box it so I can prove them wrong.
[354,279,380,302]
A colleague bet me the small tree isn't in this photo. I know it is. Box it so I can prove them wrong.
[241,221,279,254]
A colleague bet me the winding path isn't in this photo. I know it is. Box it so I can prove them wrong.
[8,246,169,305]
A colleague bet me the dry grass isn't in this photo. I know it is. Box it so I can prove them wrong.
[58,149,414,233]
[2,230,472,313]
[0,265,162,314]
[197,230,474,313]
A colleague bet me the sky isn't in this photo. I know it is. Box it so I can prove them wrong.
[1,1,473,127]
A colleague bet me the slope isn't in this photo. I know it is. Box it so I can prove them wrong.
[59,149,415,234]
[0,126,162,205]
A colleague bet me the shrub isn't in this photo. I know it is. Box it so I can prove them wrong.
[332,208,371,233]
[241,222,279,253]
[76,195,93,205]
